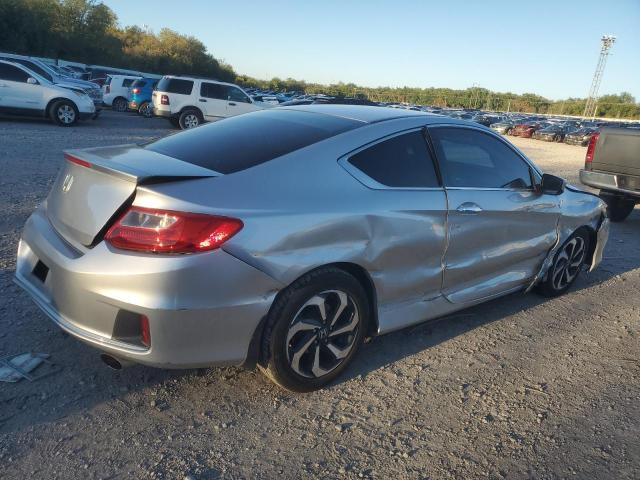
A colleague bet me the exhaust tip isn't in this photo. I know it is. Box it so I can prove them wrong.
[100,353,123,370]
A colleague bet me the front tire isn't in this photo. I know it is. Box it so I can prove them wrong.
[600,191,635,222]
[537,230,589,297]
[50,100,78,126]
[178,109,202,129]
[259,267,369,392]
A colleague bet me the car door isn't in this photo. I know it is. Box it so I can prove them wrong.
[0,63,42,114]
[339,129,447,331]
[199,82,229,120]
[428,125,560,304]
[226,86,259,116]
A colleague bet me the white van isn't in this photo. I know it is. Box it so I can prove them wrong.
[152,75,271,129]
[103,75,141,111]
[0,60,95,126]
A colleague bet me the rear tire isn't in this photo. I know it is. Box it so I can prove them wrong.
[50,100,78,126]
[112,97,128,112]
[259,267,369,392]
[600,191,635,222]
[138,102,153,118]
[178,109,202,129]
[537,229,590,297]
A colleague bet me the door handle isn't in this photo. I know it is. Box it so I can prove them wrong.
[199,98,207,102]
[228,102,236,106]
[456,202,483,214]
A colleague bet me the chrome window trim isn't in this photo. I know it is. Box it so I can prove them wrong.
[338,127,444,192]
[426,123,544,191]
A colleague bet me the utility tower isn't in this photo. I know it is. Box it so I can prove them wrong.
[583,35,616,119]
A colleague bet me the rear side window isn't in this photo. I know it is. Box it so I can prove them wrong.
[429,127,533,189]
[201,82,227,100]
[122,78,135,87]
[347,131,439,188]
[0,63,29,82]
[146,109,360,174]
[157,77,193,95]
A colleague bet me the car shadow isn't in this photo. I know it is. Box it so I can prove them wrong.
[1,213,639,437]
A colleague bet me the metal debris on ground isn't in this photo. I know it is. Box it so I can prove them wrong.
[0,353,60,382]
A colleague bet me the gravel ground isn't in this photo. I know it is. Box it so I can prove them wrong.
[0,111,638,479]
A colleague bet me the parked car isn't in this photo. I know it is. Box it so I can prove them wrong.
[0,53,103,112]
[103,75,142,112]
[471,114,504,127]
[565,127,599,146]
[512,121,546,138]
[128,77,158,117]
[580,127,640,221]
[0,60,95,126]
[533,124,577,142]
[14,106,609,391]
[489,119,517,135]
[152,75,272,129]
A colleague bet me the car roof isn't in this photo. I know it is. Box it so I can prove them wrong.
[278,104,457,125]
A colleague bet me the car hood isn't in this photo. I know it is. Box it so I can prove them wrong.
[54,77,99,90]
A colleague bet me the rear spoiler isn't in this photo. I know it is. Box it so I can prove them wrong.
[64,144,220,184]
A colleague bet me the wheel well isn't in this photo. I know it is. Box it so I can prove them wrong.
[113,96,127,103]
[576,225,597,265]
[244,262,379,370]
[179,106,203,118]
[45,97,78,118]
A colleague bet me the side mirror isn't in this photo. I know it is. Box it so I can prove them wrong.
[540,173,565,195]
[27,77,37,85]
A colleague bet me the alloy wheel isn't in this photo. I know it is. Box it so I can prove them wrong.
[140,103,153,118]
[285,290,360,378]
[551,237,586,290]
[183,113,199,128]
[57,105,76,124]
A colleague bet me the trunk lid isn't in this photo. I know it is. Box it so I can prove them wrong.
[591,127,640,176]
[46,145,218,247]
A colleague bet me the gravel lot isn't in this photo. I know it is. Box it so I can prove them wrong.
[1,111,638,479]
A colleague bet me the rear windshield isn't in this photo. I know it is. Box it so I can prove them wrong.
[157,77,193,95]
[131,79,147,88]
[146,109,361,174]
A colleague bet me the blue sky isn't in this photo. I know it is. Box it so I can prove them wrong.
[102,0,640,100]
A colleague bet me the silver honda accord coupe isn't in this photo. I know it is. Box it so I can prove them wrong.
[15,105,609,391]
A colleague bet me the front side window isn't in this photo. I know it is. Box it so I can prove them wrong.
[0,63,30,82]
[347,131,440,188]
[429,127,533,189]
[227,86,251,103]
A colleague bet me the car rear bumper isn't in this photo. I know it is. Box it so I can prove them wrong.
[580,169,640,197]
[15,205,282,369]
[153,108,173,118]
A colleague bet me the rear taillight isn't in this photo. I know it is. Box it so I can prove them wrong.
[104,207,243,254]
[140,315,151,347]
[131,88,141,94]
[105,85,110,94]
[585,132,600,169]
[161,94,169,105]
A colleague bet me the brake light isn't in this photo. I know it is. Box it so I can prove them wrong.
[105,85,110,94]
[131,88,141,94]
[585,132,600,169]
[105,207,243,254]
[140,315,151,347]
[65,153,91,168]
[161,94,169,105]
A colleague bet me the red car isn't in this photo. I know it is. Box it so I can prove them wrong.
[511,122,547,138]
